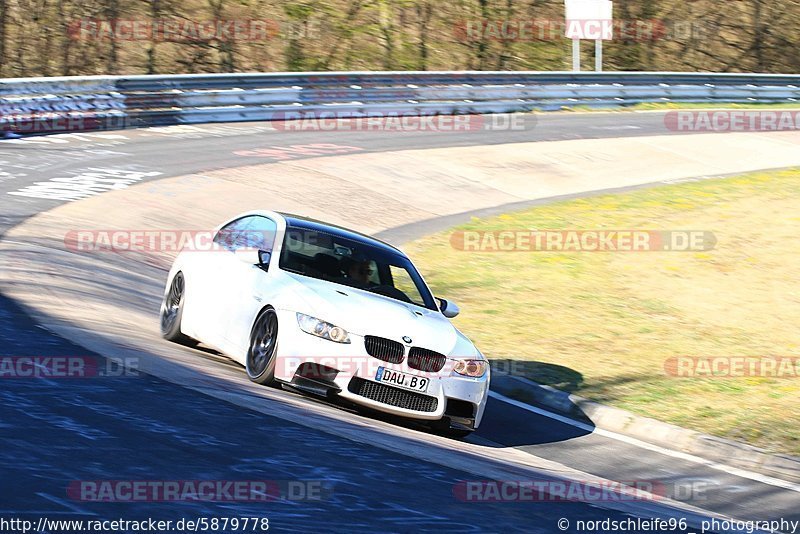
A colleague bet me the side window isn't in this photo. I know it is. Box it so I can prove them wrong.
[213,216,277,252]
[213,218,247,251]
[243,216,277,251]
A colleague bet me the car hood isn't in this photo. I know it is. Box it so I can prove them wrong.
[280,272,467,356]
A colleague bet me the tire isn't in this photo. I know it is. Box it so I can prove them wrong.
[246,307,279,386]
[160,272,193,344]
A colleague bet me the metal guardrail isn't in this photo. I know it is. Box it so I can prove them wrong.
[1,71,799,135]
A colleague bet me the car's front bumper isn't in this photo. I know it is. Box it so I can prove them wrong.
[273,309,490,429]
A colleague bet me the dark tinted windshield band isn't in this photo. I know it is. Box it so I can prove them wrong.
[280,226,437,310]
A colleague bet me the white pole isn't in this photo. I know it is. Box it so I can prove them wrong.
[595,39,603,71]
[572,39,580,71]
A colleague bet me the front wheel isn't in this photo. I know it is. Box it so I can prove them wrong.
[160,272,192,344]
[246,307,279,386]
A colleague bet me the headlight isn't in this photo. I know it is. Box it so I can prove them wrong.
[452,359,487,378]
[296,313,351,344]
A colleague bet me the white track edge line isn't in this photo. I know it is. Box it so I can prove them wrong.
[489,391,800,494]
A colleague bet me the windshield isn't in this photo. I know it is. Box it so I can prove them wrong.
[279,226,437,311]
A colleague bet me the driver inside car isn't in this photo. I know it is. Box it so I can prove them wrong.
[340,256,412,303]
[343,258,374,286]
[347,261,373,286]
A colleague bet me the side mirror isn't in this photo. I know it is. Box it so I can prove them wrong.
[235,248,271,268]
[436,297,460,318]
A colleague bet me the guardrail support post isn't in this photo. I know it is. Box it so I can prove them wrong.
[572,39,581,71]
[595,39,603,72]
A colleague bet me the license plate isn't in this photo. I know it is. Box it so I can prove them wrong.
[375,366,429,393]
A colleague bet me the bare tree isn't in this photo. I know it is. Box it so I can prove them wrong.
[416,0,432,69]
[0,0,8,76]
[101,0,122,73]
[0,0,797,76]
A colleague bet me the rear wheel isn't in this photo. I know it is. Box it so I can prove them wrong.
[160,272,192,344]
[246,307,279,386]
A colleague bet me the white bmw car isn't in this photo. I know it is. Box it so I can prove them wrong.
[160,211,490,436]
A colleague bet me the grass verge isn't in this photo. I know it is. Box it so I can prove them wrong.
[405,168,800,455]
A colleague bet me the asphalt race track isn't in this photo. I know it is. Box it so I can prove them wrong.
[1,113,799,533]
[0,292,636,532]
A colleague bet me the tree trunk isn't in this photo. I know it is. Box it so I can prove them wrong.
[0,0,7,76]
[379,0,395,69]
[417,0,432,70]
[752,0,765,71]
[102,0,120,74]
[147,0,160,74]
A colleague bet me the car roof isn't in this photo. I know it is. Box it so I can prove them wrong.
[278,212,405,256]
